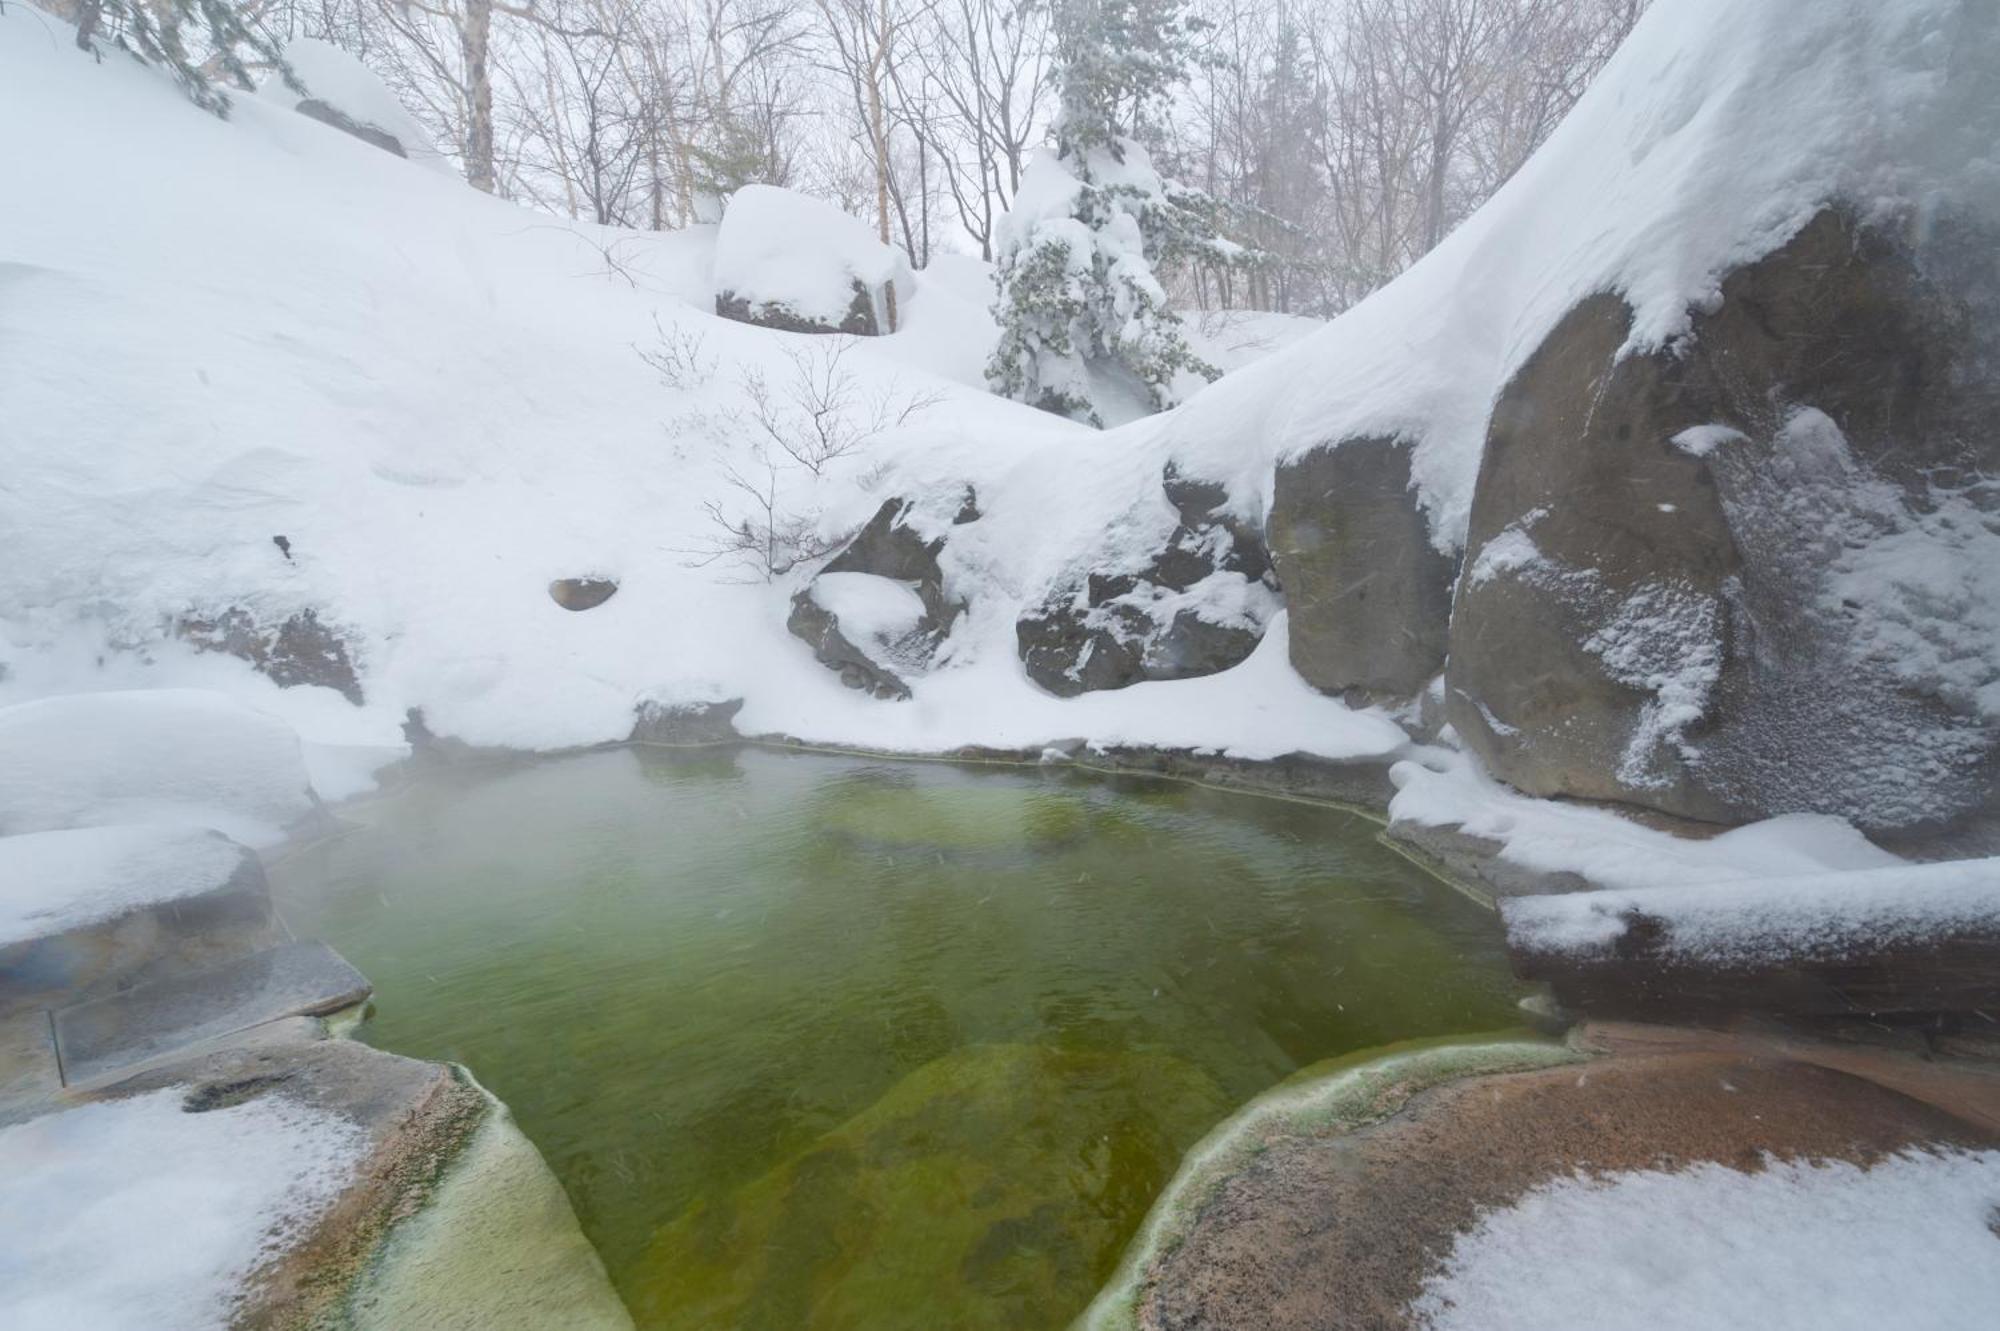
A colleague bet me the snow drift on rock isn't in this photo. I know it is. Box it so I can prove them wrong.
[257,38,453,173]
[1410,1148,2000,1331]
[0,1087,365,1331]
[0,690,318,846]
[0,825,250,948]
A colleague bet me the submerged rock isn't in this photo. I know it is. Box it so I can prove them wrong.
[1018,467,1281,697]
[1448,208,2000,835]
[1269,437,1456,704]
[635,1043,1228,1331]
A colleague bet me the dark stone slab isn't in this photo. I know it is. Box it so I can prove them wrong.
[53,941,371,1086]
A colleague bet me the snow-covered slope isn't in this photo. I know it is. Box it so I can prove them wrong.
[0,1,1360,765]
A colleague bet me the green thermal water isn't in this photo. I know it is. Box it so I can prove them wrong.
[271,746,1524,1329]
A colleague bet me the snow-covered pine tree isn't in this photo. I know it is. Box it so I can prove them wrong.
[71,0,295,117]
[986,0,1260,426]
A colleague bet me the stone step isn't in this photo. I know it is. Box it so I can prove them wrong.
[52,940,370,1086]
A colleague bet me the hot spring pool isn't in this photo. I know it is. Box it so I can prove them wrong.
[271,745,1525,1329]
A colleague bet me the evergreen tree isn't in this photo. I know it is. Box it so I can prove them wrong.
[72,0,295,118]
[986,0,1261,426]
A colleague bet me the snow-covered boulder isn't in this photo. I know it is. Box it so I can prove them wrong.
[787,497,965,699]
[258,38,453,174]
[1268,438,1457,704]
[1448,205,2000,835]
[1017,468,1280,697]
[713,185,913,336]
[0,690,320,846]
[0,825,263,951]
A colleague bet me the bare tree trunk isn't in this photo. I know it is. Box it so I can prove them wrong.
[462,0,497,192]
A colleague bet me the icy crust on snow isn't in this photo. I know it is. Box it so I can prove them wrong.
[1410,1149,2000,1331]
[0,1087,366,1331]
[1501,856,2000,965]
[0,825,248,948]
[713,184,913,327]
[1158,0,1994,549]
[0,690,317,847]
[258,38,452,173]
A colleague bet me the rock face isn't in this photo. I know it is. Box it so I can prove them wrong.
[1017,469,1280,697]
[787,498,964,700]
[181,606,364,705]
[629,698,743,745]
[296,98,409,157]
[1269,438,1457,703]
[1448,208,2000,835]
[716,283,880,336]
[1131,1043,1999,1331]
[548,577,618,611]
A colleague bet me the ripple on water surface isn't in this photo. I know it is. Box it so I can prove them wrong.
[272,746,1524,1329]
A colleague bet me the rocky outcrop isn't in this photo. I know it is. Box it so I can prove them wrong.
[549,576,618,611]
[788,498,964,700]
[181,606,364,705]
[1447,208,2000,835]
[1269,437,1457,703]
[296,98,409,158]
[1122,1035,1999,1331]
[716,282,880,336]
[629,698,743,745]
[1017,468,1280,697]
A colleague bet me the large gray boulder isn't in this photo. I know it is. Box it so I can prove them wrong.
[1447,207,2000,836]
[1017,468,1281,697]
[1268,437,1457,703]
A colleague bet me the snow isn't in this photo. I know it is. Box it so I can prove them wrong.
[810,572,927,641]
[1501,855,2000,964]
[0,690,318,847]
[0,825,248,948]
[712,184,913,328]
[0,1087,366,1331]
[1387,751,1904,895]
[0,0,1984,902]
[257,38,453,175]
[1411,1148,2000,1331]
